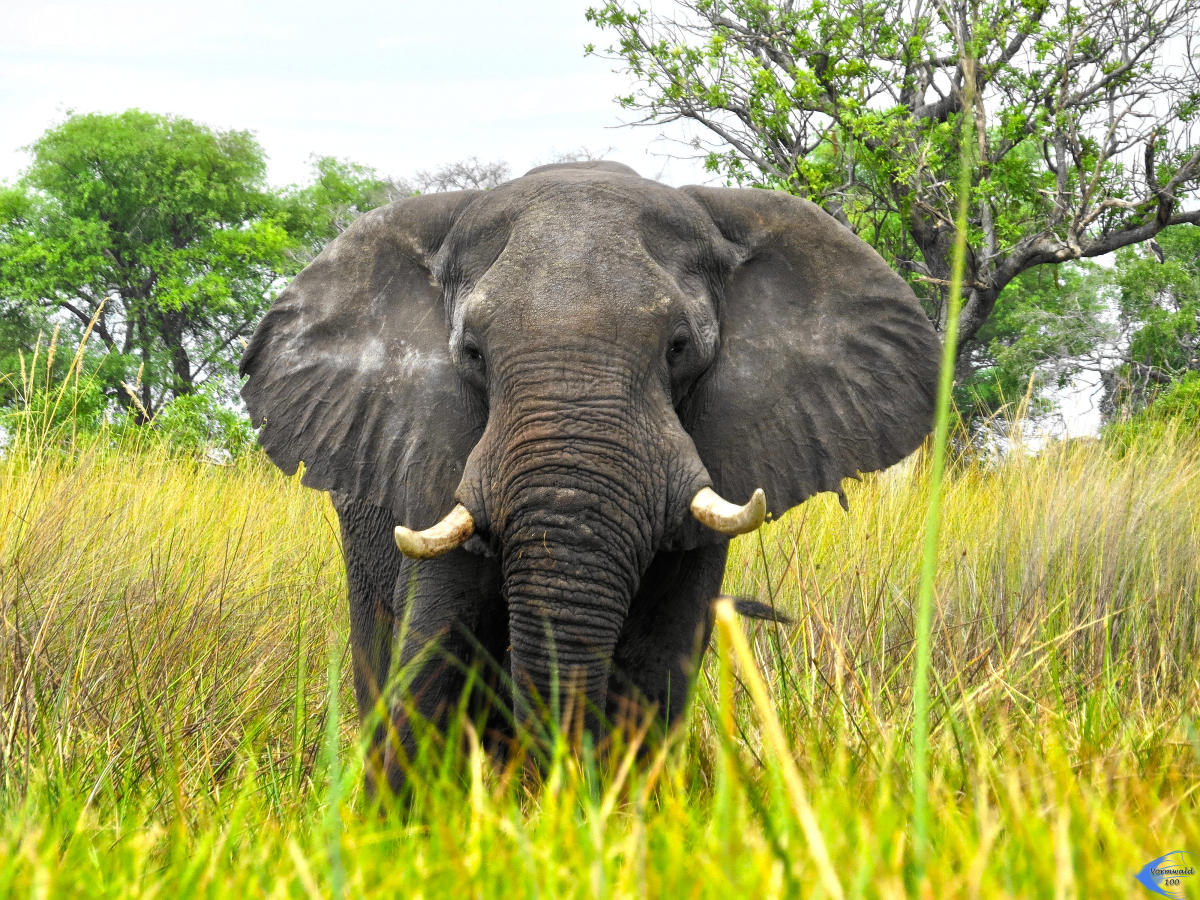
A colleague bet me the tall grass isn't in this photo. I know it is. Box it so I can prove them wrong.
[910,49,977,869]
[2,400,1197,895]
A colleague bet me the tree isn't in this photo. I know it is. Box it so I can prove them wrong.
[1102,224,1200,415]
[957,260,1114,424]
[280,155,409,258]
[411,157,511,192]
[587,0,1200,372]
[0,110,300,421]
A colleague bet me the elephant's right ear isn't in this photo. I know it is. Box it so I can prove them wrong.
[240,192,483,525]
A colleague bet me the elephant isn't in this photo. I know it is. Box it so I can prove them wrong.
[239,160,940,792]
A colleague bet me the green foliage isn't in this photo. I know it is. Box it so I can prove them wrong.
[148,386,257,459]
[1,329,254,460]
[0,111,299,421]
[1104,371,1200,450]
[1142,370,1200,423]
[588,0,1200,427]
[0,114,405,439]
[1110,226,1200,397]
[0,306,57,410]
[956,262,1113,422]
[280,155,403,258]
[0,329,112,442]
[1100,227,1200,445]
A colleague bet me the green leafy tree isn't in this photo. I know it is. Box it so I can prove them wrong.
[587,0,1200,390]
[0,110,296,422]
[958,260,1114,422]
[1103,225,1200,415]
[280,155,408,258]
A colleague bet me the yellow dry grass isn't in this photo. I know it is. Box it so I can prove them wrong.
[0,419,1197,897]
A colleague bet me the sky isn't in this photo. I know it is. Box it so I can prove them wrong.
[0,0,1108,434]
[3,0,711,188]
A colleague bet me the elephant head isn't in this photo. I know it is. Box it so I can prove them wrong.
[240,161,939,751]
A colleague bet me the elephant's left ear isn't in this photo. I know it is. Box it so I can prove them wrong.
[680,185,941,515]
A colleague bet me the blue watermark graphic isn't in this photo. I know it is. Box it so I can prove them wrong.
[1136,851,1195,898]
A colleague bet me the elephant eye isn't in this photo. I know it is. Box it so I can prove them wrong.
[462,338,483,364]
[667,334,689,362]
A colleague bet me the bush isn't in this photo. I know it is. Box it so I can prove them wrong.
[2,332,256,460]
[148,387,256,460]
[1103,371,1200,450]
[0,333,112,452]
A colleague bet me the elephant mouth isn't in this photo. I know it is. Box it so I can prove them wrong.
[392,484,766,559]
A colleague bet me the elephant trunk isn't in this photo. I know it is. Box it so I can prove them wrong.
[453,351,715,736]
[499,448,654,736]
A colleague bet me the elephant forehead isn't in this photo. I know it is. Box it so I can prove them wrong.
[470,225,682,321]
[444,173,721,338]
[465,263,679,343]
[446,170,717,273]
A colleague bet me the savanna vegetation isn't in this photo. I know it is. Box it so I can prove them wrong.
[1,345,1198,897]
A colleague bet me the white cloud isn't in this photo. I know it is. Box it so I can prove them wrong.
[1,0,712,187]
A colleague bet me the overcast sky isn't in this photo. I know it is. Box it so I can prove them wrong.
[3,0,712,187]
[1,1,1109,434]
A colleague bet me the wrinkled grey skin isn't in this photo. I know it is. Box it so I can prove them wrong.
[240,162,940,791]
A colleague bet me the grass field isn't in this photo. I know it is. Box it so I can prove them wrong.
[1,421,1198,898]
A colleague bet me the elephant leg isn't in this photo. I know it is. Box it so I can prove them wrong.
[382,549,503,794]
[334,495,404,798]
[607,542,730,732]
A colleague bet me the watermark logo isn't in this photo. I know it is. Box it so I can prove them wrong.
[1136,851,1195,899]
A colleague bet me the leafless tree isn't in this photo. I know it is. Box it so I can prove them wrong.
[413,157,511,192]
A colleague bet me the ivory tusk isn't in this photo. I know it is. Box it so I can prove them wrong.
[394,504,475,559]
[690,486,767,536]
